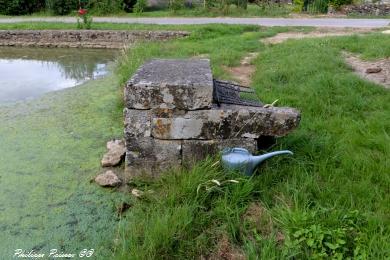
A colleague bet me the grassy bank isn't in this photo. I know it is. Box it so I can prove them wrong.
[0,23,388,259]
[0,24,289,258]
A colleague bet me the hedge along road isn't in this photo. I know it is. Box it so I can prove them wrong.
[0,17,389,28]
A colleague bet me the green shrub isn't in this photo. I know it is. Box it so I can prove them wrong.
[77,16,93,29]
[133,0,147,13]
[204,0,248,12]
[169,0,185,11]
[328,0,352,8]
[235,0,248,9]
[292,0,304,12]
[48,0,78,15]
[307,0,328,13]
[0,0,45,15]
[87,0,123,14]
[123,0,137,12]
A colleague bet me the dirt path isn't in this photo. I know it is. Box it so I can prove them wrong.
[226,28,387,86]
[223,52,258,86]
[344,52,390,89]
[261,27,376,44]
[226,28,375,85]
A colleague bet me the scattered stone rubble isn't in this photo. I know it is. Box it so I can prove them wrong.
[101,139,126,167]
[95,139,126,187]
[124,59,301,177]
[95,170,122,187]
[366,67,382,74]
[344,52,390,89]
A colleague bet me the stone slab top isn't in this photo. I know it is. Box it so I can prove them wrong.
[128,58,213,88]
[125,59,214,110]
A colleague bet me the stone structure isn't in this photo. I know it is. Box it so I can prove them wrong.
[124,59,300,177]
[0,30,189,49]
[343,4,390,15]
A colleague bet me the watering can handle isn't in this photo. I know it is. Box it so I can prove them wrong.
[231,148,250,154]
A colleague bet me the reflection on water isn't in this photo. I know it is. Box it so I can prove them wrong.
[0,47,117,103]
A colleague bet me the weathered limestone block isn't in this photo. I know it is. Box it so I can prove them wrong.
[182,139,258,165]
[95,170,122,187]
[124,59,213,110]
[152,104,300,140]
[124,108,152,138]
[101,139,126,167]
[125,137,182,176]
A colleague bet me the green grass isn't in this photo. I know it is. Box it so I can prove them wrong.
[0,24,389,259]
[113,29,390,259]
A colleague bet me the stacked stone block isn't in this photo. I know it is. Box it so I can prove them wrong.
[124,59,300,177]
[0,30,189,49]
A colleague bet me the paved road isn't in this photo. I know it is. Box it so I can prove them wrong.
[0,17,389,28]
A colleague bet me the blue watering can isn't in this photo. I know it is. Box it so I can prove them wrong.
[221,148,293,176]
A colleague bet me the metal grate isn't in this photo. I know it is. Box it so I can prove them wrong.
[213,79,263,107]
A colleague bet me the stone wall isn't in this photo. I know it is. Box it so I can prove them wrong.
[124,59,301,177]
[343,4,390,15]
[0,30,189,49]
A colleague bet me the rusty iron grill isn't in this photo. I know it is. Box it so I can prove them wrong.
[213,79,263,107]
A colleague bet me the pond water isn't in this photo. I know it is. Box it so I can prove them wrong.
[0,47,123,257]
[0,47,117,104]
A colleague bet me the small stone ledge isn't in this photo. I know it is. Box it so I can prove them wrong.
[0,30,189,49]
[124,105,300,143]
[151,105,300,140]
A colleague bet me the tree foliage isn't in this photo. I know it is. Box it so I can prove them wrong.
[49,0,78,15]
[0,0,45,15]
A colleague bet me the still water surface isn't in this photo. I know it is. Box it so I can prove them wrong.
[0,47,120,257]
[0,47,117,103]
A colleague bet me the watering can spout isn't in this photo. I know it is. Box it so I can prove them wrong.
[251,150,293,168]
[221,148,294,176]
